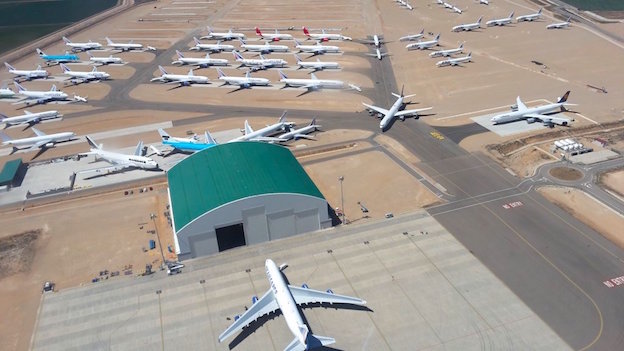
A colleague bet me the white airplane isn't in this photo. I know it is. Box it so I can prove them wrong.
[486,11,515,26]
[216,68,270,89]
[0,127,75,154]
[172,50,228,67]
[1,110,61,127]
[79,136,159,174]
[302,27,352,41]
[443,2,453,9]
[278,118,321,141]
[86,51,123,65]
[547,17,571,29]
[435,0,443,4]
[105,37,154,51]
[293,54,340,72]
[490,91,575,127]
[60,63,110,84]
[229,112,292,142]
[406,34,440,50]
[219,259,366,351]
[151,66,210,86]
[239,39,289,53]
[516,7,542,22]
[362,87,432,130]
[278,70,344,93]
[4,62,49,81]
[436,52,472,67]
[452,17,483,31]
[293,39,340,55]
[189,37,234,52]
[232,50,287,70]
[452,6,463,14]
[255,27,293,41]
[366,48,390,60]
[478,0,489,5]
[73,94,88,103]
[429,43,464,57]
[14,82,69,105]
[62,36,102,52]
[399,29,425,41]
[0,83,15,98]
[403,1,414,10]
[361,34,387,47]
[200,26,246,41]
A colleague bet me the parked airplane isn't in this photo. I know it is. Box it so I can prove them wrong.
[14,82,69,105]
[200,26,245,41]
[239,39,289,53]
[452,17,483,31]
[486,12,515,26]
[4,62,49,80]
[173,50,228,67]
[189,37,234,52]
[62,36,102,52]
[232,50,287,70]
[399,29,425,41]
[403,1,414,10]
[0,127,74,155]
[478,0,489,5]
[218,259,366,351]
[516,7,542,22]
[80,136,159,174]
[366,47,390,60]
[294,39,340,55]
[0,84,15,98]
[293,54,340,72]
[436,52,472,66]
[216,68,270,89]
[362,87,432,130]
[158,128,216,153]
[229,112,292,142]
[452,6,463,14]
[36,49,79,65]
[429,43,464,57]
[105,37,154,51]
[86,51,123,65]
[60,63,110,84]
[278,118,321,141]
[490,91,575,127]
[406,34,440,50]
[278,70,344,93]
[255,27,293,41]
[361,34,387,47]
[443,2,453,9]
[151,66,210,86]
[546,17,571,29]
[302,27,352,41]
[1,110,61,128]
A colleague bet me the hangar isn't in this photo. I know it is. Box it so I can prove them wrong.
[167,142,332,260]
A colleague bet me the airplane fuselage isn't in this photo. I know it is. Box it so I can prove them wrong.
[491,102,565,124]
[0,88,15,97]
[281,78,344,89]
[429,47,462,57]
[517,13,541,22]
[297,61,339,70]
[21,90,68,101]
[163,140,215,152]
[175,57,228,66]
[400,33,424,41]
[192,43,234,52]
[41,55,79,63]
[8,69,49,79]
[91,149,158,169]
[220,76,269,87]
[201,32,245,40]
[65,71,110,81]
[67,42,102,51]
[243,43,289,52]
[436,55,471,67]
[90,57,123,65]
[407,40,438,50]
[2,110,60,125]
[3,132,74,148]
[238,57,287,67]
[547,22,569,29]
[452,23,480,31]
[486,18,513,26]
[160,74,209,84]
[230,122,286,142]
[296,44,340,53]
[379,96,404,130]
[279,125,318,141]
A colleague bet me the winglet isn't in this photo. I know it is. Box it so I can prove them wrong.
[232,50,243,60]
[310,72,318,80]
[435,34,440,40]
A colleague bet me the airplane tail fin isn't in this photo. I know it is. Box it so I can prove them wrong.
[158,128,170,140]
[278,110,287,124]
[278,70,288,80]
[435,34,440,40]
[134,141,144,156]
[216,68,226,78]
[158,65,168,75]
[566,16,571,23]
[232,50,243,60]
[36,48,45,56]
[206,26,213,34]
[294,38,302,46]
[86,51,93,58]
[244,120,253,135]
[557,91,571,103]
[50,84,58,92]
[255,27,262,36]
[310,118,317,126]
[205,130,216,144]
[245,70,251,79]
[60,63,70,73]
[477,16,483,23]
[4,62,15,71]
[62,36,71,44]
[14,81,26,92]
[193,37,201,45]
[85,135,102,150]
[0,131,12,142]
[538,7,543,14]
[187,68,194,76]
[294,53,302,63]
[105,37,114,45]
[302,26,310,36]
[310,72,318,80]
[176,50,184,58]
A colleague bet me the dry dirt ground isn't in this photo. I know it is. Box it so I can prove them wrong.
[600,168,624,198]
[538,186,624,250]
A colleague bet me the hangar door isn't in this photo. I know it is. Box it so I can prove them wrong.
[216,223,246,252]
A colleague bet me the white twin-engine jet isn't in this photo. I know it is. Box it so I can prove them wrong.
[229,112,292,142]
[486,11,515,26]
[14,82,68,105]
[60,63,110,84]
[429,43,464,57]
[218,259,366,351]
[200,26,245,41]
[255,27,293,41]
[105,37,154,51]
[302,26,352,41]
[216,68,270,88]
[4,62,49,80]
[491,91,575,127]
[516,7,542,22]
[80,136,159,174]
[546,16,571,29]
[1,110,61,128]
[151,66,210,86]
[172,50,229,67]
[293,54,340,71]
[278,70,344,92]
[278,118,321,142]
[478,0,489,5]
[62,36,102,52]
[406,34,440,50]
[436,52,472,67]
[361,34,387,48]
[0,127,75,154]
[86,51,123,65]
[0,84,14,98]
[294,39,340,55]
[452,16,483,31]
[239,39,289,53]
[363,87,432,130]
[190,37,235,52]
[399,29,425,42]
[232,50,287,70]
[366,47,390,60]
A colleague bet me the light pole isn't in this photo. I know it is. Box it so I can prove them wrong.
[338,176,346,224]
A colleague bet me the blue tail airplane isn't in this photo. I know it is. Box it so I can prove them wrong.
[36,48,79,65]
[158,128,217,154]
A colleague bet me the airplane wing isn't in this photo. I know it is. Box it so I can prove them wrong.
[301,84,320,90]
[522,113,548,121]
[523,113,570,125]
[30,139,52,149]
[362,102,389,116]
[289,285,366,306]
[395,107,433,117]
[218,289,279,342]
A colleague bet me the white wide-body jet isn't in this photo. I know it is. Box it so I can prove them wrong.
[294,39,340,55]
[366,47,389,60]
[80,136,159,174]
[547,17,571,29]
[189,37,234,52]
[239,39,289,53]
[452,16,483,31]
[479,0,489,5]
[399,29,425,41]
[173,50,228,67]
[491,91,575,127]
[0,84,15,98]
[293,54,340,71]
[1,110,61,127]
[278,118,321,141]
[232,50,287,70]
[0,127,74,154]
[106,37,153,51]
[279,70,344,91]
[86,51,123,65]
[200,26,245,41]
[255,27,293,41]
[486,12,515,26]
[218,259,366,351]
[216,68,270,88]
[4,62,49,80]
[516,7,542,22]
[62,36,102,52]
[429,43,464,57]
[406,34,440,50]
[363,87,433,130]
[60,63,110,83]
[14,82,68,105]
[151,66,210,86]
[302,27,351,41]
[229,112,292,142]
[436,52,472,66]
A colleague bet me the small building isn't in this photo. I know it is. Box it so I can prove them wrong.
[167,142,331,260]
[0,158,25,191]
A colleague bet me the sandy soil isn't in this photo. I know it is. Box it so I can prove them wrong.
[503,146,558,177]
[538,186,624,250]
[600,169,624,198]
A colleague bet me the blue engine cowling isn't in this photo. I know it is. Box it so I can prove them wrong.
[252,295,258,304]
[301,283,309,289]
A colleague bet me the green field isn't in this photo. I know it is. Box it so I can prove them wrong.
[561,0,624,11]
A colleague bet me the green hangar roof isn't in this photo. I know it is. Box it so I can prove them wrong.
[167,142,325,232]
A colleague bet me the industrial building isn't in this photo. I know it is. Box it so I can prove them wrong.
[167,142,331,260]
[0,158,25,191]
